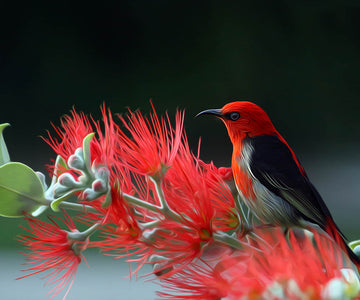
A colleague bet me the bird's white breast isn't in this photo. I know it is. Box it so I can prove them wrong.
[236,141,301,226]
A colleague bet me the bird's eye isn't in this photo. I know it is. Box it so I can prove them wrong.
[227,112,240,121]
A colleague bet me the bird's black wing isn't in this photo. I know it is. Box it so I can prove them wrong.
[247,135,333,228]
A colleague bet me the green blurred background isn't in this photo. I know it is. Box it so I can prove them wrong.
[1,0,360,256]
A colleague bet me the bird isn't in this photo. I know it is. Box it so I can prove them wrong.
[196,101,360,268]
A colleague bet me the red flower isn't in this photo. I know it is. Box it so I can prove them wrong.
[158,262,229,300]
[115,102,184,177]
[158,228,357,300]
[90,105,120,167]
[93,184,144,253]
[39,103,242,296]
[127,137,238,276]
[44,105,121,172]
[162,140,237,233]
[83,105,238,279]
[18,214,87,299]
[44,109,93,161]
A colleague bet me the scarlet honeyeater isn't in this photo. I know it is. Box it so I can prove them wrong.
[197,101,360,269]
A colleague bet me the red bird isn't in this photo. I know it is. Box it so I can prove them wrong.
[197,101,360,268]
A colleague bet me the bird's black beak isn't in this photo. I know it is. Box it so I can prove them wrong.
[195,108,223,118]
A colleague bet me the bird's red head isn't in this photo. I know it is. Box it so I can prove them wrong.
[197,101,277,142]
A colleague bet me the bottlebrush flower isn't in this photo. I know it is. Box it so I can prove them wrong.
[17,213,87,299]
[135,143,237,276]
[44,109,93,161]
[44,105,120,170]
[115,102,184,177]
[135,141,237,271]
[87,105,238,279]
[92,183,144,253]
[158,228,360,300]
[161,140,238,233]
[90,105,120,167]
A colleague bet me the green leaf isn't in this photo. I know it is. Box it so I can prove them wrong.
[0,162,47,217]
[0,123,10,166]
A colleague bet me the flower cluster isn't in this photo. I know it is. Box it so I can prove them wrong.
[14,103,240,298]
[159,228,360,299]
[1,103,358,299]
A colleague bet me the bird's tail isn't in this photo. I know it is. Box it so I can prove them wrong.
[324,216,360,272]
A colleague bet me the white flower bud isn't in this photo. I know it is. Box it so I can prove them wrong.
[82,188,98,201]
[68,149,85,170]
[58,173,77,187]
[95,167,110,183]
[74,147,83,157]
[92,179,107,193]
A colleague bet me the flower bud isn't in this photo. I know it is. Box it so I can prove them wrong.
[82,188,98,201]
[92,179,107,193]
[68,148,85,170]
[74,147,83,157]
[95,167,110,183]
[58,173,77,187]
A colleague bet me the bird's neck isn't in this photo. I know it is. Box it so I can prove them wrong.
[228,131,247,147]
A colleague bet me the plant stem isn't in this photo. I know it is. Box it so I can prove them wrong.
[68,222,101,241]
[149,176,169,211]
[213,231,244,249]
[149,175,183,222]
[122,192,161,213]
[58,201,99,214]
[139,219,162,230]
